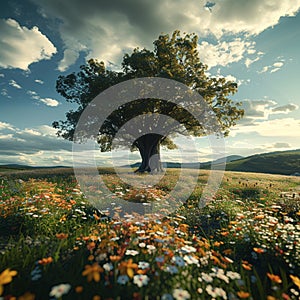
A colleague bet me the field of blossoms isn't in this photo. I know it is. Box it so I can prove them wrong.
[0,169,299,300]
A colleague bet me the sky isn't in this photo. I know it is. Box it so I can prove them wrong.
[0,0,299,167]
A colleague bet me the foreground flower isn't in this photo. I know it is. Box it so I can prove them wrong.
[0,268,17,296]
[290,275,300,289]
[267,273,282,284]
[117,275,129,285]
[133,274,149,287]
[82,263,104,282]
[49,283,71,298]
[118,259,138,278]
[173,289,191,300]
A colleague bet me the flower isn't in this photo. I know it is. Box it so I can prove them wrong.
[82,263,104,282]
[117,275,129,285]
[236,291,251,298]
[49,283,71,298]
[173,288,191,300]
[172,256,186,267]
[138,261,150,270]
[165,265,178,274]
[125,250,139,256]
[161,294,174,300]
[0,268,18,296]
[118,259,138,278]
[103,263,113,272]
[267,273,282,284]
[55,233,68,239]
[133,274,149,287]
[38,257,53,265]
[290,275,300,289]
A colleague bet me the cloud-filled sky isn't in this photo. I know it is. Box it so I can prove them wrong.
[0,0,299,166]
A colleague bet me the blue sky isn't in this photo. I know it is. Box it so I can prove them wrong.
[0,0,299,166]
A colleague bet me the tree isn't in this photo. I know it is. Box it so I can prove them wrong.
[53,30,244,172]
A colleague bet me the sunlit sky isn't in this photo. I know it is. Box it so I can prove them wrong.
[0,0,299,166]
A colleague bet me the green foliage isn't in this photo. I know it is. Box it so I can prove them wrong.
[53,31,244,147]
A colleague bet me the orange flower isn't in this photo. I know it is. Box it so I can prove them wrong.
[213,241,224,247]
[92,296,101,300]
[220,231,229,236]
[38,257,53,265]
[267,273,282,284]
[223,249,233,255]
[110,255,121,262]
[253,247,265,254]
[82,263,104,282]
[237,291,250,298]
[242,262,252,271]
[0,268,18,296]
[290,275,300,289]
[55,233,68,239]
[118,259,138,278]
[266,296,276,300]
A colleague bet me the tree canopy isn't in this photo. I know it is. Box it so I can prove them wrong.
[53,30,244,172]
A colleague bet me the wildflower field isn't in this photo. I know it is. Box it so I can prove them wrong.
[0,168,299,300]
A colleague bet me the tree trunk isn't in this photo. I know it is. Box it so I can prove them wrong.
[134,134,164,173]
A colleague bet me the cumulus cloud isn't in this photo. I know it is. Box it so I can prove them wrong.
[39,98,60,107]
[232,117,300,137]
[30,0,300,71]
[0,18,57,70]
[239,100,298,124]
[198,39,257,69]
[35,79,44,84]
[9,80,22,89]
[0,122,71,157]
[272,103,299,113]
[26,90,60,107]
[259,60,285,73]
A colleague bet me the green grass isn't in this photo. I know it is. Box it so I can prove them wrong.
[0,168,299,299]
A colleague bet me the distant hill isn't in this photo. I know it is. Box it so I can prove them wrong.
[129,155,243,170]
[220,149,300,175]
[1,150,299,176]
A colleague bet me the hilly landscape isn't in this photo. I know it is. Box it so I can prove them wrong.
[1,149,299,176]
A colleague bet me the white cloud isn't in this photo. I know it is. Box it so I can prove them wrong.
[40,98,60,107]
[0,18,57,70]
[1,88,11,98]
[9,79,22,89]
[31,0,300,71]
[0,74,4,77]
[198,38,257,69]
[259,60,285,73]
[272,103,299,113]
[232,117,300,137]
[267,142,291,149]
[35,79,44,84]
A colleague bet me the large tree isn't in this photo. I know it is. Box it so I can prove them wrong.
[53,31,244,172]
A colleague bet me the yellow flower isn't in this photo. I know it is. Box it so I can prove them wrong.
[0,268,18,296]
[82,263,104,282]
[290,275,300,289]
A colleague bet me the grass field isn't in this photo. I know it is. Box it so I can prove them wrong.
[0,168,299,299]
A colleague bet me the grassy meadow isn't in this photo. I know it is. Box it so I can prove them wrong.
[0,168,299,299]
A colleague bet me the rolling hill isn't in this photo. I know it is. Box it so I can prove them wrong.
[0,150,299,176]
[222,149,300,175]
